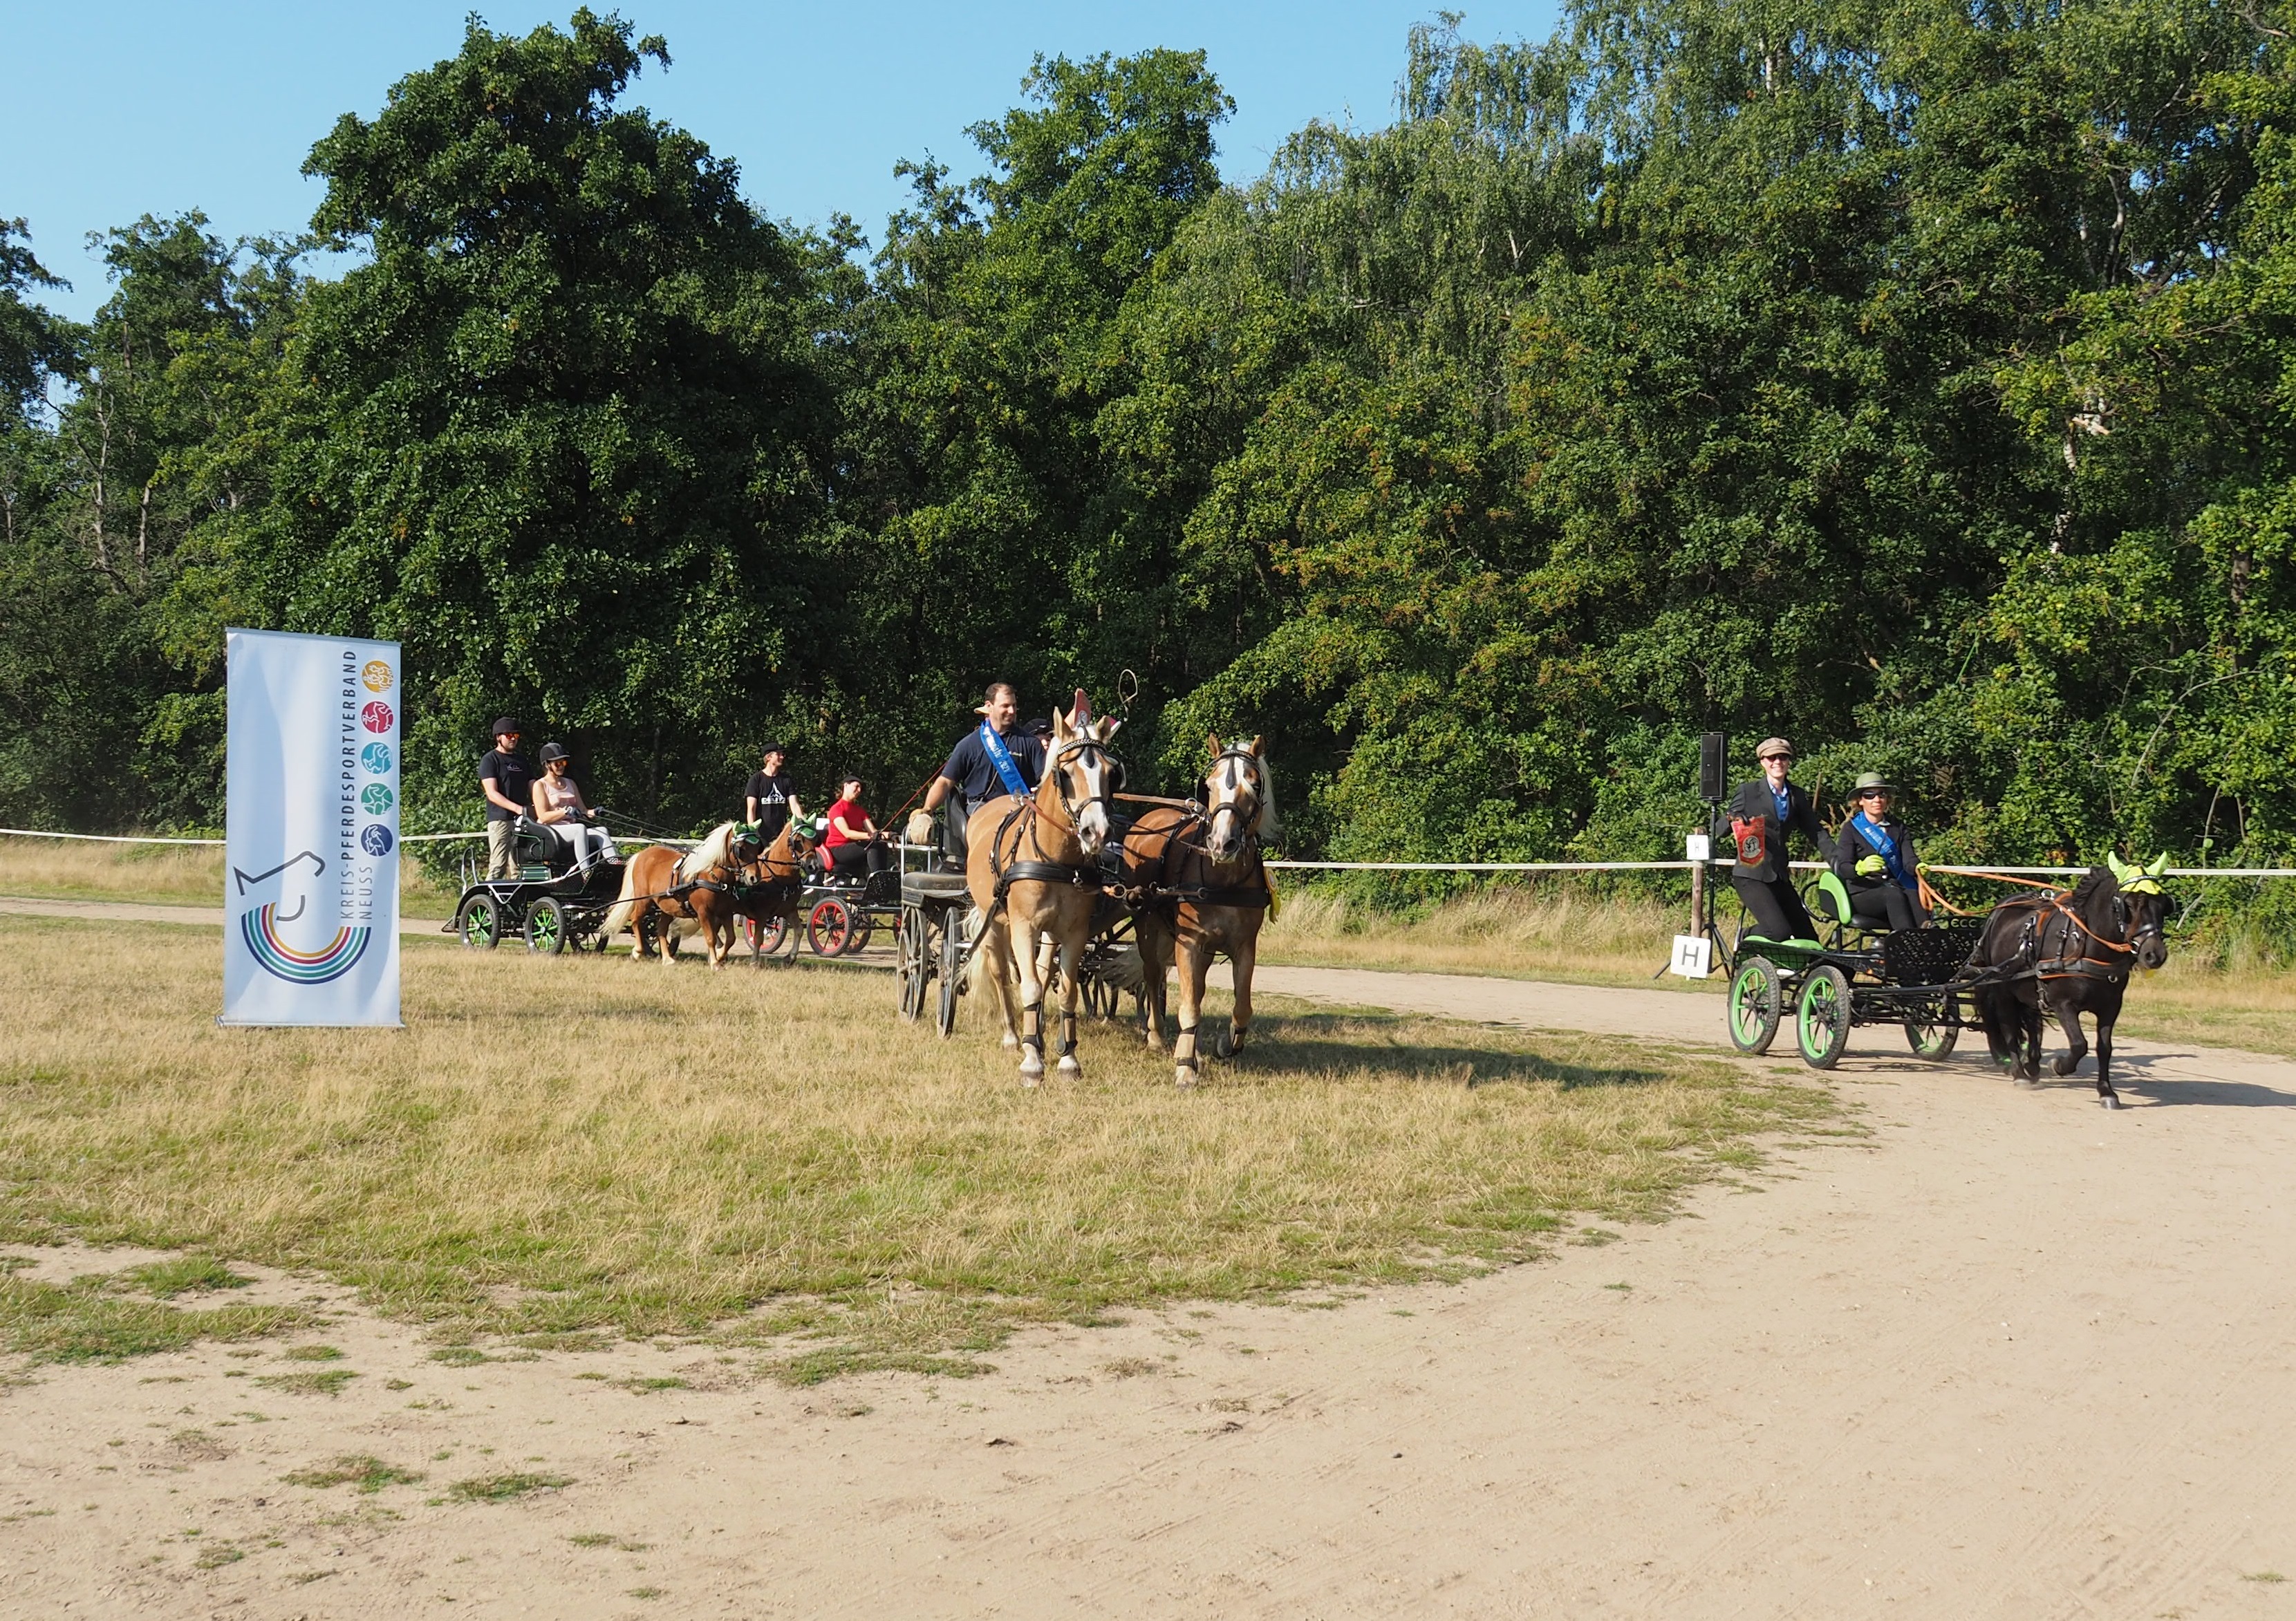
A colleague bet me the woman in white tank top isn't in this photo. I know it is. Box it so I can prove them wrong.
[530,744,619,871]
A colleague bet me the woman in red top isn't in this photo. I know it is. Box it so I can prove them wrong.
[821,775,879,879]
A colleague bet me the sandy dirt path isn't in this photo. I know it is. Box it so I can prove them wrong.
[3,957,2293,1618]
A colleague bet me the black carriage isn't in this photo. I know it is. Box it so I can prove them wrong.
[1717,868,1988,1069]
[445,816,627,954]
[894,830,1148,1036]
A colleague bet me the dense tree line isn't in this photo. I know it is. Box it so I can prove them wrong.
[3,1,2290,868]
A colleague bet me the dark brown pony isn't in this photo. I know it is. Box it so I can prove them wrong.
[964,696,1121,1084]
[600,820,813,970]
[1122,736,1278,1087]
[1968,854,2172,1108]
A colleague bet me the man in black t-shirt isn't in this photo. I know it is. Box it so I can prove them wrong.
[478,718,534,880]
[743,744,802,843]
[921,683,1047,870]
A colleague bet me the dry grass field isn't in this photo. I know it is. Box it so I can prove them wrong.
[0,913,1841,1380]
[0,837,463,913]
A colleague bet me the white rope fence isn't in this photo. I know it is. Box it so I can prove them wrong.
[5,827,2292,881]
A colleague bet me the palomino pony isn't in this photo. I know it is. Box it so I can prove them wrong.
[1123,736,1277,1087]
[600,820,811,969]
[1968,853,2172,1108]
[964,695,1121,1083]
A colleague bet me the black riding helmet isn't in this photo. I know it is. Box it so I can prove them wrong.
[539,742,570,765]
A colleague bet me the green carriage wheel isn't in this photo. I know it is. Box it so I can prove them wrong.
[1905,993,1959,1060]
[1794,964,1854,1069]
[1726,955,1783,1055]
[457,892,502,950]
[523,896,567,955]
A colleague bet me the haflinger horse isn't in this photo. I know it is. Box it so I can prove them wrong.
[600,818,816,970]
[1968,852,2172,1108]
[1122,736,1277,1087]
[964,693,1121,1084]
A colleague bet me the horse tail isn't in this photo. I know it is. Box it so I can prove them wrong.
[597,859,644,944]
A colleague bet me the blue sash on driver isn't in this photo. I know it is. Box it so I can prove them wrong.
[979,721,1028,799]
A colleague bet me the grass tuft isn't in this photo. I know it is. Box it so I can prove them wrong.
[0,1273,304,1363]
[253,1369,358,1398]
[118,1256,252,1298]
[283,1454,423,1494]
[283,1343,344,1361]
[449,1472,572,1503]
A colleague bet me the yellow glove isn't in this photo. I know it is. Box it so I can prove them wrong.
[1856,854,1885,877]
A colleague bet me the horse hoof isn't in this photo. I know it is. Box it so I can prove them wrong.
[2014,1076,2037,1088]
[2054,1056,2080,1077]
[2100,1094,2121,1110]
[1001,1033,1020,1051]
[1057,1055,1082,1076]
[1175,1067,1198,1088]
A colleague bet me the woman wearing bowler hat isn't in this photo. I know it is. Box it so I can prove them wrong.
[1719,737,1836,943]
[1831,771,1929,931]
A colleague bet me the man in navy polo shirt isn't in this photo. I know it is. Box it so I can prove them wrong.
[920,683,1047,871]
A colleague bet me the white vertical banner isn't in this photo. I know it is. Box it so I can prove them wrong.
[221,629,402,1027]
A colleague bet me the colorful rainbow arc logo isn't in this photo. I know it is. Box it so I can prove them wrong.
[240,903,371,985]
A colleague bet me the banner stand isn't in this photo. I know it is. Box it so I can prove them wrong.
[220,629,403,1027]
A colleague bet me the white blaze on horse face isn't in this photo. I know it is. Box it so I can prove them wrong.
[1206,747,1256,862]
[1071,741,1110,853]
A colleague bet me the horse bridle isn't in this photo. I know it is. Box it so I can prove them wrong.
[1203,747,1265,848]
[1047,737,1119,825]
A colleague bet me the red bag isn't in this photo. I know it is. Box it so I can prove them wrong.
[1731,815,1768,867]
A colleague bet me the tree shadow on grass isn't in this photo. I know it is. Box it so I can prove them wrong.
[1232,1013,1681,1091]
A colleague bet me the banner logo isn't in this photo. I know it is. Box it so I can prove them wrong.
[239,903,372,985]
[360,784,395,815]
[361,742,392,774]
[360,825,395,856]
[361,701,394,733]
[362,659,394,693]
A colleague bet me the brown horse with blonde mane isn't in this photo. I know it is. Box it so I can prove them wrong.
[599,818,816,969]
[1122,736,1277,1086]
[964,693,1121,1084]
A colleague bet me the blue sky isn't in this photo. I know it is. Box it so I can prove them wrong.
[6,1,1561,322]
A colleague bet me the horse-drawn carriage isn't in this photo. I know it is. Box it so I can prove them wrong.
[895,839,1147,1036]
[446,816,626,953]
[1717,866,1984,1068]
[1715,858,2172,1106]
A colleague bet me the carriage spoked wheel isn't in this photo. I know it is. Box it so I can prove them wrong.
[1905,993,1960,1060]
[897,907,931,1021]
[1726,955,1782,1055]
[457,893,502,950]
[523,896,567,955]
[744,914,790,962]
[808,897,858,957]
[1794,964,1855,1069]
[936,907,965,1037]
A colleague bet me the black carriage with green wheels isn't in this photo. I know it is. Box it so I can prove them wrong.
[1719,868,1986,1069]
[445,816,628,955]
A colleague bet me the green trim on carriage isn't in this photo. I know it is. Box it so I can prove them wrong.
[1741,935,1824,950]
[1813,870,1856,928]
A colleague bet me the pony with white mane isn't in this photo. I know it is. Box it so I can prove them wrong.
[600,818,807,968]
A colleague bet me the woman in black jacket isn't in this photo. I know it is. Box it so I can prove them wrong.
[1720,736,1836,943]
[1830,771,1929,931]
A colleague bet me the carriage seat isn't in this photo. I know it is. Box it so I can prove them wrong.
[1807,869,1878,941]
[510,817,579,878]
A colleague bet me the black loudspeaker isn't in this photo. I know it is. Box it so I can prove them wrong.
[1698,732,1728,803]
